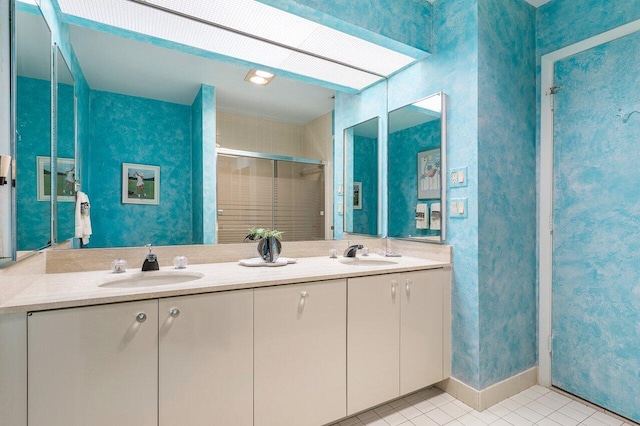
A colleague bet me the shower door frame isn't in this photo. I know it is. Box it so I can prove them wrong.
[538,18,640,387]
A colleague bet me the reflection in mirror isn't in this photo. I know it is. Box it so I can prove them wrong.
[16,5,52,253]
[55,47,76,244]
[344,117,379,236]
[217,152,325,243]
[388,92,446,242]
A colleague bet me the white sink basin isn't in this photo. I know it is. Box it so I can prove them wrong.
[100,271,204,288]
[338,258,398,266]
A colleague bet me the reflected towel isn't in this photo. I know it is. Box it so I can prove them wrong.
[74,191,92,245]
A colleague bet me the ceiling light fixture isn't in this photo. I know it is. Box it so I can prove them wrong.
[245,69,275,86]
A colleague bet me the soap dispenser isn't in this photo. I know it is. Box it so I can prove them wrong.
[142,244,160,271]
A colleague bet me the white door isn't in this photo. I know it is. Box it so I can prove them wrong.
[400,269,445,394]
[28,300,158,426]
[348,274,400,415]
[551,30,640,422]
[254,280,346,426]
[158,290,253,426]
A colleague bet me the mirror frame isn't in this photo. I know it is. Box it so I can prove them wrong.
[387,91,447,243]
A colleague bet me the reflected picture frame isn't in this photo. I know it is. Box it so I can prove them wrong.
[417,149,441,199]
[37,156,76,202]
[353,181,362,210]
[122,163,160,205]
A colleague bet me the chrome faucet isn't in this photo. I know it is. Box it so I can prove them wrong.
[142,244,160,271]
[343,244,364,258]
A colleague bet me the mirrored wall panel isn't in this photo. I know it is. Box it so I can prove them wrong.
[55,47,76,244]
[388,92,446,242]
[344,117,379,236]
[15,5,52,253]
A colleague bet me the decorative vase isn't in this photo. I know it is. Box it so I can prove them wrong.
[258,236,282,263]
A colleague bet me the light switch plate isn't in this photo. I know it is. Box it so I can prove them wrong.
[450,198,468,218]
[450,167,468,188]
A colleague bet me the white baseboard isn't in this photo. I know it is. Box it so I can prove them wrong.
[436,366,538,411]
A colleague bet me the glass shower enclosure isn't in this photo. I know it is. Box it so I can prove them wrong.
[217,150,325,244]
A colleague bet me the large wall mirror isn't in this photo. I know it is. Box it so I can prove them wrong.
[55,46,76,244]
[15,3,52,254]
[8,0,341,253]
[388,92,446,243]
[343,117,379,236]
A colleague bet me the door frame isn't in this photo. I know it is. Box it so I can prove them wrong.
[538,19,640,387]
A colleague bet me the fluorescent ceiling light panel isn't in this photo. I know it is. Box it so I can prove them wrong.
[56,0,416,90]
[17,0,38,4]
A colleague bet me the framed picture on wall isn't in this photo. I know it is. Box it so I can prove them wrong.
[417,149,441,199]
[353,181,362,210]
[122,163,160,205]
[37,156,76,202]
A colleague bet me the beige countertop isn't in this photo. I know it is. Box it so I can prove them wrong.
[0,255,450,314]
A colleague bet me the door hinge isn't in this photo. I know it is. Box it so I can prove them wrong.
[549,215,553,234]
[546,86,563,111]
[548,334,553,354]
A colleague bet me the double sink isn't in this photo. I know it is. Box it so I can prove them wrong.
[99,257,398,289]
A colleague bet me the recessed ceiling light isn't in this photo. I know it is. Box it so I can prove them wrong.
[245,69,275,86]
[254,70,274,78]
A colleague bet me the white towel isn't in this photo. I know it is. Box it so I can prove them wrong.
[74,191,92,245]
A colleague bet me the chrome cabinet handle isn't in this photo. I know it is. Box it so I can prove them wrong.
[391,280,398,296]
[170,308,180,318]
[136,312,147,323]
[300,291,309,299]
[406,279,412,296]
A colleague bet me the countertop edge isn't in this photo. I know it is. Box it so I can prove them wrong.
[0,257,451,314]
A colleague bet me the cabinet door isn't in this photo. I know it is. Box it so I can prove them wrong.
[254,280,346,426]
[400,269,445,394]
[28,300,158,426]
[158,290,253,426]
[348,274,400,415]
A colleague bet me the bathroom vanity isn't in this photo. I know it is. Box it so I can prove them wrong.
[1,253,451,426]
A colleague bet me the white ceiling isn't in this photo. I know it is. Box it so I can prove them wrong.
[69,25,335,125]
[525,0,552,7]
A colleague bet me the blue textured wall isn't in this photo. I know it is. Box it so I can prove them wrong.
[191,88,204,244]
[388,120,441,239]
[191,84,217,244]
[16,77,51,251]
[477,0,537,389]
[552,31,640,422]
[87,90,193,248]
[256,0,432,54]
[353,135,378,235]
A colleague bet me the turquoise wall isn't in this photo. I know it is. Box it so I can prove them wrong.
[191,88,204,244]
[257,0,433,54]
[87,90,193,248]
[353,135,377,235]
[388,120,441,239]
[477,0,537,389]
[16,77,50,250]
[190,84,217,244]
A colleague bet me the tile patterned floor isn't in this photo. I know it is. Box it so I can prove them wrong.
[331,386,638,426]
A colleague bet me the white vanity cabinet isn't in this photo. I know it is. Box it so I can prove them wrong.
[347,269,450,415]
[28,300,159,426]
[254,279,347,426]
[158,290,253,426]
[27,291,254,426]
